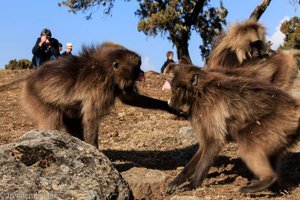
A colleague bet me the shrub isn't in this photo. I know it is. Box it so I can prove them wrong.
[5,59,33,70]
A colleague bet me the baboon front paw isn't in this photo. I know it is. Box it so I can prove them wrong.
[165,184,176,195]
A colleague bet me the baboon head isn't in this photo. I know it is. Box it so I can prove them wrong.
[109,49,143,89]
[88,42,144,90]
[206,20,267,68]
[168,64,201,112]
[227,20,266,62]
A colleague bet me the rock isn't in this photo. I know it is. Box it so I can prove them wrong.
[178,126,197,146]
[170,196,203,200]
[0,130,133,200]
[122,167,172,200]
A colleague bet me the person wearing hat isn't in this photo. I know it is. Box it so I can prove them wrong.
[32,28,60,69]
[61,42,73,57]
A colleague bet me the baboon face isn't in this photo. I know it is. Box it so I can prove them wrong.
[108,49,144,89]
[249,40,266,58]
[169,66,198,112]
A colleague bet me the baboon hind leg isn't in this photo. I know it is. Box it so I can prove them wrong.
[35,106,63,130]
[36,111,62,130]
[239,147,278,193]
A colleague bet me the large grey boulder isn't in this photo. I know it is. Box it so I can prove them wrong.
[0,130,133,200]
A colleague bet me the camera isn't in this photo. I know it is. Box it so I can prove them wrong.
[45,36,52,46]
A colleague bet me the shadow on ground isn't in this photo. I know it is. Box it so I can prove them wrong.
[103,146,300,194]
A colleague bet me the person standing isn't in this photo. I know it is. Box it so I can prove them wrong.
[32,28,60,69]
[161,51,176,90]
[160,51,175,73]
[61,42,73,57]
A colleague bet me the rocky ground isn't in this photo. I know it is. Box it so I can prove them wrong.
[1,69,300,200]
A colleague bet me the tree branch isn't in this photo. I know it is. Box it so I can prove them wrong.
[249,0,272,22]
[186,0,206,26]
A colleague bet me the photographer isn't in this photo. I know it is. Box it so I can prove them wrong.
[32,28,60,69]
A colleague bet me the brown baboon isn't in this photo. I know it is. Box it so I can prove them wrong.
[166,64,300,194]
[205,19,300,99]
[22,42,182,148]
[206,19,268,69]
[209,50,300,99]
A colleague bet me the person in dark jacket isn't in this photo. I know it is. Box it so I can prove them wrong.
[61,42,73,57]
[32,28,60,69]
[160,51,175,73]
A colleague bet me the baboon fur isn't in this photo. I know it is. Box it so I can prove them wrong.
[205,20,300,100]
[22,42,179,148]
[206,19,267,69]
[209,51,300,99]
[166,64,300,194]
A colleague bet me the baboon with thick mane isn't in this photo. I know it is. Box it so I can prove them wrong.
[209,51,300,99]
[206,19,268,69]
[166,64,300,194]
[205,19,300,99]
[22,42,181,148]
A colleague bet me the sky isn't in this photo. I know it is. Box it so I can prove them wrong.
[0,0,299,72]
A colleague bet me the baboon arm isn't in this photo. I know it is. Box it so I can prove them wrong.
[166,147,204,194]
[188,140,222,189]
[82,108,99,148]
[119,93,185,117]
[166,139,222,194]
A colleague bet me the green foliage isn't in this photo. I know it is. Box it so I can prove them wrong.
[280,16,300,49]
[58,0,128,19]
[279,16,300,65]
[135,1,227,59]
[5,59,33,70]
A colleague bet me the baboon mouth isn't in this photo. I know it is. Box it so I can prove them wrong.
[137,73,145,82]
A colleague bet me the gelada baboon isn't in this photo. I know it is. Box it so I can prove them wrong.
[165,64,300,194]
[205,20,300,99]
[22,42,181,148]
[209,50,300,99]
[206,19,268,69]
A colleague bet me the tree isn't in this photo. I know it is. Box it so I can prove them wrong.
[280,16,300,65]
[280,16,300,49]
[135,1,227,62]
[58,0,119,19]
[59,0,227,63]
[249,0,271,21]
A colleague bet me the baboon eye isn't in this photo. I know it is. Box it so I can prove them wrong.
[112,61,119,71]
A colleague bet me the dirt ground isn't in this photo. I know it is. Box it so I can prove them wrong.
[1,69,300,200]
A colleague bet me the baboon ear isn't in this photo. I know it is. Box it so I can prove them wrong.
[112,61,119,71]
[191,74,198,86]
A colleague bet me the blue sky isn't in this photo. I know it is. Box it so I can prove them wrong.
[0,0,299,72]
